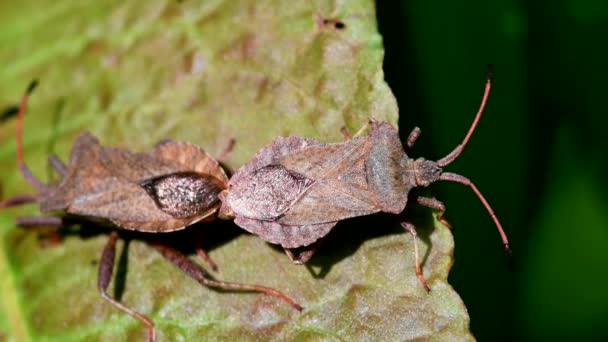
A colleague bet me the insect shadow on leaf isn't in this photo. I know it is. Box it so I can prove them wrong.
[0,81,302,342]
[220,66,510,292]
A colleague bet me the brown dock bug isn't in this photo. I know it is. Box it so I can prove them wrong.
[1,81,302,342]
[219,67,509,291]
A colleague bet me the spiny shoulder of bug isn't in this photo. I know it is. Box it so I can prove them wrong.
[367,119,444,189]
[331,118,445,190]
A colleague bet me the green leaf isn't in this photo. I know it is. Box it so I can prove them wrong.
[0,0,472,340]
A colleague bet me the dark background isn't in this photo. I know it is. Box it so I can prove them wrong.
[378,0,608,340]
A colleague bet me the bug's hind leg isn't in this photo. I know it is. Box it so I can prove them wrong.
[149,241,303,311]
[98,231,155,342]
[193,230,219,272]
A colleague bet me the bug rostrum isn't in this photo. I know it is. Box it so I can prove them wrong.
[1,81,302,342]
[219,67,510,291]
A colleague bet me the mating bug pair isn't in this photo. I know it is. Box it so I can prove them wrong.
[1,67,509,341]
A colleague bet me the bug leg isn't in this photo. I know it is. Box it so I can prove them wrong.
[193,230,219,272]
[406,127,421,148]
[0,194,37,208]
[352,122,370,137]
[283,239,323,265]
[48,154,67,177]
[148,241,303,311]
[339,127,352,140]
[98,231,155,342]
[217,138,236,163]
[283,247,317,265]
[400,222,431,292]
[416,196,452,229]
[15,216,64,247]
[340,121,370,140]
[14,216,64,247]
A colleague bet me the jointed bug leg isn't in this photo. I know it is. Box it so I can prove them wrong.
[406,127,421,148]
[14,216,64,247]
[416,196,451,229]
[340,121,370,140]
[339,127,352,140]
[193,230,219,272]
[284,246,316,265]
[217,138,236,164]
[98,231,155,342]
[149,241,303,311]
[283,238,324,265]
[400,222,430,292]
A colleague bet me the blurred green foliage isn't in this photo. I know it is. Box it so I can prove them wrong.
[377,0,608,340]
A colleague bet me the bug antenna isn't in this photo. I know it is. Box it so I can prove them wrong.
[16,80,44,191]
[436,65,493,167]
[439,171,511,258]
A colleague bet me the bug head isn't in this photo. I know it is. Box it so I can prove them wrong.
[410,157,442,187]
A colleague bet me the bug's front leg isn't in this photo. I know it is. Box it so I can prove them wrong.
[98,231,155,342]
[406,127,421,149]
[416,196,452,229]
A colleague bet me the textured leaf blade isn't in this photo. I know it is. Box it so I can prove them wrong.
[0,0,472,340]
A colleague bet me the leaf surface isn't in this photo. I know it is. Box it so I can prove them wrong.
[0,0,472,340]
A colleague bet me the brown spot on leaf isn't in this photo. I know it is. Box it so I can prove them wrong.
[315,14,347,31]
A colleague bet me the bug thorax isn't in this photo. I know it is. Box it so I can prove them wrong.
[411,158,442,187]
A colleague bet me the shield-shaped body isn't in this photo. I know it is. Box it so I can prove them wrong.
[221,121,413,248]
[40,132,229,232]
